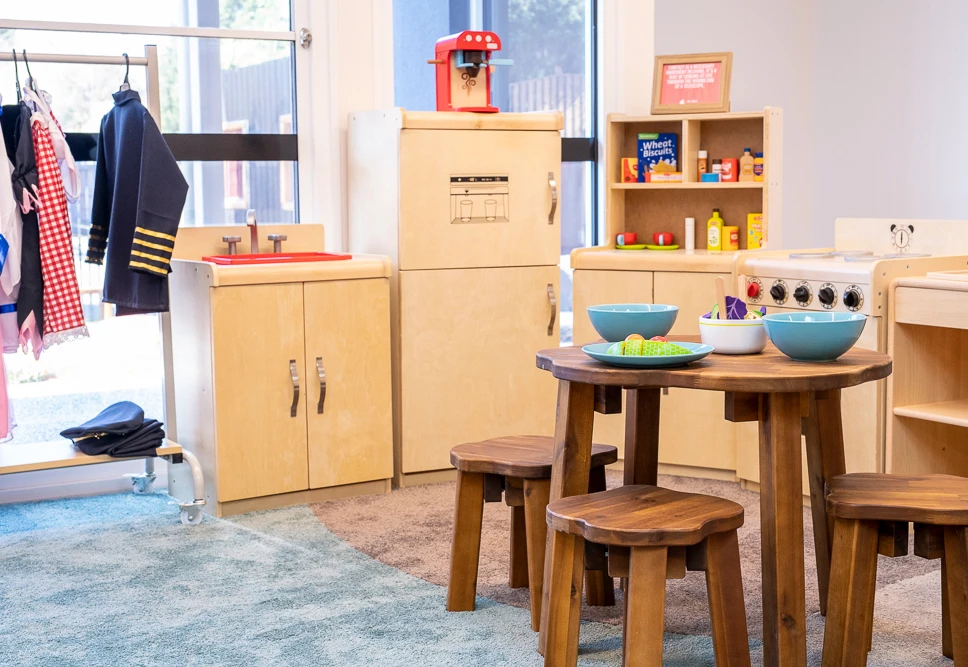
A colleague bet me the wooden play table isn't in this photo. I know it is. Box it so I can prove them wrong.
[535,337,891,667]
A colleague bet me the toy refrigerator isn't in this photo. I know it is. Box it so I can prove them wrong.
[348,109,562,482]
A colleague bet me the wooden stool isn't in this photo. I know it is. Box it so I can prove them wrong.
[544,485,750,667]
[446,435,619,630]
[823,473,968,666]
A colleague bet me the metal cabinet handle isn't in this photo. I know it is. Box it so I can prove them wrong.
[547,283,557,336]
[289,359,300,417]
[548,172,558,225]
[316,356,327,414]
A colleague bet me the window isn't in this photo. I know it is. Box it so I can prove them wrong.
[0,4,307,490]
[392,0,597,344]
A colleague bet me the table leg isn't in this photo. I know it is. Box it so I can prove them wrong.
[759,392,808,667]
[538,379,596,653]
[802,389,847,616]
[623,387,661,486]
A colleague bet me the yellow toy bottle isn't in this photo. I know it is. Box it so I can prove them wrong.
[707,208,724,250]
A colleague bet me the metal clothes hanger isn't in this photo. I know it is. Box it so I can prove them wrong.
[11,50,21,103]
[120,53,130,91]
[21,50,36,93]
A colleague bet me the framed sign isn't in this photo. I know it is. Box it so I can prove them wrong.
[651,52,732,115]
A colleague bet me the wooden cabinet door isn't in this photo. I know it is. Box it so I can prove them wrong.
[572,269,653,458]
[211,284,309,501]
[303,279,394,488]
[398,129,561,271]
[654,272,737,471]
[400,266,560,473]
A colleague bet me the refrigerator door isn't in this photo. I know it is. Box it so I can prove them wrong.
[398,128,561,270]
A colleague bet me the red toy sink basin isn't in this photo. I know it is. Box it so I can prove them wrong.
[202,252,353,266]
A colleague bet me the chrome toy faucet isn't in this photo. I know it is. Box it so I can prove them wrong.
[246,209,259,254]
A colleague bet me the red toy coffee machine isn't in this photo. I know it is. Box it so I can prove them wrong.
[428,31,512,113]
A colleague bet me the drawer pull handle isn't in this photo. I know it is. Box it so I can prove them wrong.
[316,356,327,414]
[548,172,557,225]
[547,283,556,336]
[289,359,300,417]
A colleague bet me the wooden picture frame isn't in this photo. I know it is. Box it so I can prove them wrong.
[651,53,733,115]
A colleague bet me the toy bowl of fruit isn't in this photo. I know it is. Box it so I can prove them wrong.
[582,334,713,368]
[586,304,678,342]
[698,297,768,355]
[762,312,867,362]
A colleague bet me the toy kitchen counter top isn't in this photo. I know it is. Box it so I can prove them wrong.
[571,246,741,273]
[172,254,391,287]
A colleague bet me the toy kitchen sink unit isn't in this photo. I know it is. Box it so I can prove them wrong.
[734,217,968,488]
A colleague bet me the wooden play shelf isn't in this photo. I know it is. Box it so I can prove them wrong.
[894,399,968,428]
[610,182,764,191]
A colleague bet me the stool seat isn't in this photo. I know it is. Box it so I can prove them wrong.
[827,473,968,525]
[450,435,618,479]
[548,485,745,548]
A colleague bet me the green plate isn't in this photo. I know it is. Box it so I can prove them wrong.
[646,244,680,251]
[581,341,714,368]
[616,244,647,250]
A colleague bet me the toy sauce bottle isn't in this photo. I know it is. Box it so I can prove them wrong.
[707,208,724,251]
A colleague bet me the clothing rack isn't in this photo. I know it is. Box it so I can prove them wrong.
[0,45,205,525]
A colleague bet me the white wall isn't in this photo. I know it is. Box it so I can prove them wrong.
[656,0,968,249]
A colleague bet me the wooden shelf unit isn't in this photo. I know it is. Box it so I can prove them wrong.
[887,276,968,476]
[606,108,783,250]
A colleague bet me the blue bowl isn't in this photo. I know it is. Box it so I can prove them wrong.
[762,312,868,362]
[586,304,679,342]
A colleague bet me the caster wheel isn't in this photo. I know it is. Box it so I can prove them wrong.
[132,478,154,495]
[180,509,203,526]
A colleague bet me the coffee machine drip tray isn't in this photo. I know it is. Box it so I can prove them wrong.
[450,174,510,224]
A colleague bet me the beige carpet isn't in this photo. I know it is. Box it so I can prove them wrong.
[312,471,951,665]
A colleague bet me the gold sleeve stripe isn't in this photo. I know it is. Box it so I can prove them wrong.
[134,227,176,243]
[133,238,175,253]
[130,249,171,265]
[129,261,169,276]
[91,224,105,230]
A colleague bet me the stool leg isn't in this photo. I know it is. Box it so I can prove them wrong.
[447,470,485,612]
[584,465,615,607]
[821,517,878,667]
[543,529,585,667]
[624,546,667,667]
[706,531,752,667]
[944,526,968,665]
[524,478,551,632]
[943,553,953,660]
[510,505,530,589]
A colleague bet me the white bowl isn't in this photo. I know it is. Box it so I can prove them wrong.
[698,316,768,355]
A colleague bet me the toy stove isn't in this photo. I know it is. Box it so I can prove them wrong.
[429,31,512,113]
[734,218,968,477]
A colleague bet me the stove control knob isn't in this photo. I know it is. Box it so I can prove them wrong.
[769,281,788,304]
[843,285,864,311]
[747,278,762,301]
[794,282,812,306]
[818,283,837,309]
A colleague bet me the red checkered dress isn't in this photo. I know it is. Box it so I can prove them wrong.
[31,112,88,344]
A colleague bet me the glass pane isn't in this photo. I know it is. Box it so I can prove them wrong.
[392,0,451,111]
[0,0,291,32]
[558,161,593,346]
[490,0,592,137]
[0,31,294,134]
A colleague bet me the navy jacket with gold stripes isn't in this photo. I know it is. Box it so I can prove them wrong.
[87,89,188,312]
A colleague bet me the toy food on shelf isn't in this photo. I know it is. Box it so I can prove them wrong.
[724,225,739,251]
[621,158,639,183]
[697,150,708,175]
[747,213,764,249]
[606,334,692,357]
[739,148,755,182]
[753,152,765,182]
[701,173,721,183]
[705,296,766,320]
[685,217,696,250]
[711,158,723,178]
[637,132,677,182]
[647,172,683,183]
[721,158,738,182]
[707,208,724,250]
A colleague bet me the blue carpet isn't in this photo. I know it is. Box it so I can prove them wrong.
[0,494,721,666]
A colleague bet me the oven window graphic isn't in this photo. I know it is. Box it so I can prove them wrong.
[450,175,510,224]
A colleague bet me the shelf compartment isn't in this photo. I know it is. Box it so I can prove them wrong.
[611,182,764,190]
[895,399,968,428]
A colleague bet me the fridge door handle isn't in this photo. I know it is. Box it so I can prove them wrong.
[547,283,557,336]
[289,359,300,417]
[548,171,557,225]
[315,356,327,414]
